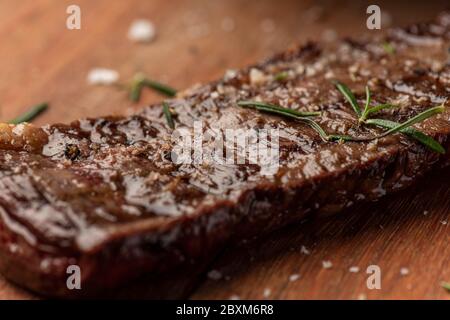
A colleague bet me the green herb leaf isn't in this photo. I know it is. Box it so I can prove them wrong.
[142,79,177,97]
[237,101,321,117]
[359,85,372,122]
[366,117,445,154]
[274,71,289,81]
[238,101,333,141]
[128,74,177,102]
[162,102,175,129]
[373,105,445,139]
[441,282,450,292]
[8,103,48,124]
[129,81,143,102]
[299,117,330,142]
[382,42,396,55]
[366,103,397,115]
[363,86,371,115]
[334,81,362,117]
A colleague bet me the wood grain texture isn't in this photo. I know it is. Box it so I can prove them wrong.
[0,0,448,299]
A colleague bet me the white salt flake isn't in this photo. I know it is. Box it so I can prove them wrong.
[249,68,266,85]
[441,220,448,225]
[128,19,156,43]
[300,245,310,255]
[349,266,360,273]
[229,294,240,300]
[423,210,429,216]
[400,267,410,276]
[322,260,332,269]
[210,91,219,99]
[87,68,119,85]
[207,269,222,280]
[263,288,271,298]
[289,274,300,282]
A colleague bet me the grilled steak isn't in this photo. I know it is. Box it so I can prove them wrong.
[0,13,450,298]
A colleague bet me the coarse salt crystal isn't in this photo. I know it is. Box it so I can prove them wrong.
[300,245,310,255]
[289,274,300,282]
[322,260,332,269]
[400,267,409,276]
[87,68,119,85]
[263,288,271,298]
[249,68,266,85]
[128,19,156,43]
[349,266,360,273]
[210,91,219,99]
[229,294,240,300]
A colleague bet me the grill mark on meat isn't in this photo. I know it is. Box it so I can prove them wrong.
[0,13,450,297]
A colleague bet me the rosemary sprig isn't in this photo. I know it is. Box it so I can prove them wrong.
[366,118,445,154]
[335,81,445,153]
[162,101,175,129]
[8,103,48,124]
[441,282,450,292]
[237,99,446,150]
[129,74,177,102]
[237,101,321,117]
[334,81,362,117]
[336,82,398,123]
[330,105,445,144]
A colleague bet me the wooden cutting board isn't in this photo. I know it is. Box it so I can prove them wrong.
[0,0,448,300]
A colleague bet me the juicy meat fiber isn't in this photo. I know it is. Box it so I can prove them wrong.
[0,13,450,297]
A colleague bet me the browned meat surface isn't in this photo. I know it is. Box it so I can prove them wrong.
[0,13,449,297]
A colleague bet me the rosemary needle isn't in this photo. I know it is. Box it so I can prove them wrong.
[360,85,371,121]
[238,101,321,117]
[334,81,362,117]
[162,101,175,129]
[129,74,177,102]
[8,103,48,124]
[441,282,450,292]
[141,79,177,97]
[238,100,330,142]
[366,118,445,154]
[129,80,143,102]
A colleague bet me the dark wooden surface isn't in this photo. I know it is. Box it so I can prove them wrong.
[0,0,448,300]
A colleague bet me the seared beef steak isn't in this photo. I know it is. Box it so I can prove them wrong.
[0,13,449,297]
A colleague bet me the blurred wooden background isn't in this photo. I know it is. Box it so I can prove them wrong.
[0,0,449,299]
